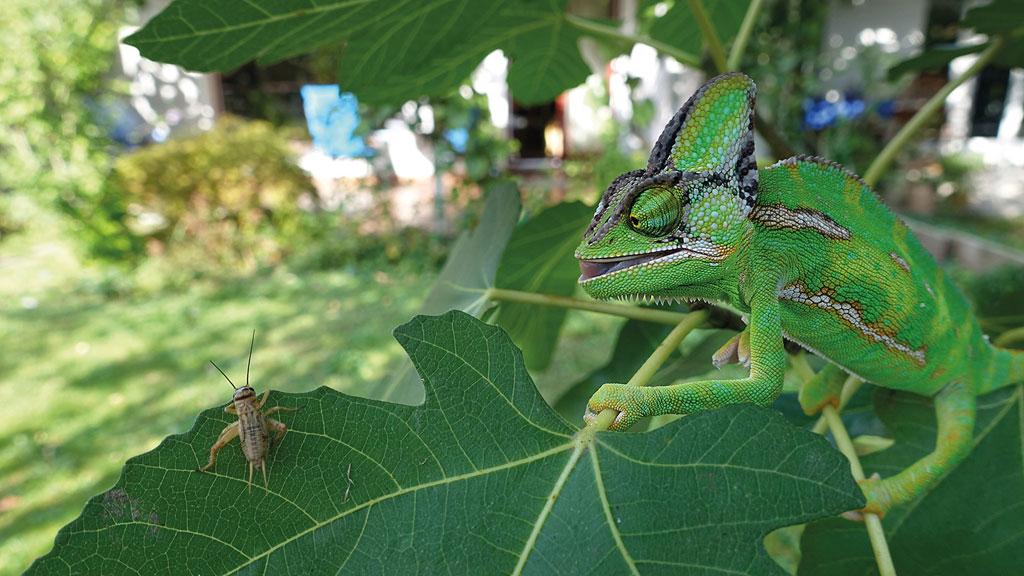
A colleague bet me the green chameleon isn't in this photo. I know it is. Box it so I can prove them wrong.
[575,72,1024,517]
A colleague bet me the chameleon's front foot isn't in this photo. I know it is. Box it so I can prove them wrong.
[584,384,657,431]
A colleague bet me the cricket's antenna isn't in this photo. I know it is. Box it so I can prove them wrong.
[246,330,256,388]
[210,360,237,390]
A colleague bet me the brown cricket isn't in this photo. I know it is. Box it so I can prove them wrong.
[196,333,303,492]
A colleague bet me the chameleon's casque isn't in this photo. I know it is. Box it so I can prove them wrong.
[576,72,1024,517]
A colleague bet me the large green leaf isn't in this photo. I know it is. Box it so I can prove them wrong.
[800,386,1024,575]
[887,44,990,80]
[30,312,861,574]
[648,0,751,57]
[961,0,1024,36]
[368,182,520,405]
[493,201,593,370]
[124,0,591,105]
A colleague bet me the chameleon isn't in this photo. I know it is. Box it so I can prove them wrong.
[574,72,1024,517]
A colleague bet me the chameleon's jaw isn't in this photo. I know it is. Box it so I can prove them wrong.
[577,244,723,282]
[578,252,669,281]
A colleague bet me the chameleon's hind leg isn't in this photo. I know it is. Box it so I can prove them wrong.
[798,363,848,415]
[858,381,975,517]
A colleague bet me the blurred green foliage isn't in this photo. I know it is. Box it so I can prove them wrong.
[106,116,313,275]
[740,0,905,174]
[289,221,451,275]
[0,0,131,237]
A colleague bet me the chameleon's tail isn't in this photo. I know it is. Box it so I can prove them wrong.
[990,346,1024,392]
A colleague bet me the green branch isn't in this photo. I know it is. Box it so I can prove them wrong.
[486,288,696,325]
[994,325,1024,348]
[727,0,763,72]
[591,311,709,431]
[568,4,799,161]
[863,37,1005,187]
[565,14,701,68]
[811,375,862,435]
[822,405,896,576]
[686,0,729,73]
[791,354,894,576]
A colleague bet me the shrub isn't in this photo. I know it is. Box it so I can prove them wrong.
[107,116,316,276]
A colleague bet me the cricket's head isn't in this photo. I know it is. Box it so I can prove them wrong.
[575,73,758,301]
[232,386,257,402]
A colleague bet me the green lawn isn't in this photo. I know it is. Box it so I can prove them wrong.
[0,217,438,573]
[0,208,621,575]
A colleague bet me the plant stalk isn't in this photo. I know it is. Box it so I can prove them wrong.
[727,0,764,71]
[822,405,897,576]
[591,310,709,431]
[862,37,1005,187]
[687,0,729,73]
[994,325,1024,348]
[565,14,701,68]
[486,288,694,325]
[791,354,893,573]
[811,375,863,435]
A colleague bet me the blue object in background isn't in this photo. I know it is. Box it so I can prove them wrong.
[300,85,368,158]
[443,128,469,153]
[802,93,866,131]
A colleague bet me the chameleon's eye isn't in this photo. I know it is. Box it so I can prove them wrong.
[628,187,681,237]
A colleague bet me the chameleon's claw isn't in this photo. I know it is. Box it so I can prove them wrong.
[712,329,751,369]
[585,384,652,431]
[847,473,890,520]
[841,509,865,522]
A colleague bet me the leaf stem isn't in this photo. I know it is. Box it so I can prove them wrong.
[727,0,763,71]
[591,310,710,431]
[686,0,729,73]
[791,354,894,573]
[811,375,862,435]
[486,288,694,325]
[862,36,1005,187]
[565,14,701,68]
[994,325,1024,348]
[626,310,710,388]
[822,405,897,576]
[789,351,816,382]
[570,4,799,160]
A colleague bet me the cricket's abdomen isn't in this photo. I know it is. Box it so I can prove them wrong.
[753,158,990,395]
[234,399,270,468]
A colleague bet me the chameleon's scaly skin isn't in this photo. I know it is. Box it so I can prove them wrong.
[575,73,1024,517]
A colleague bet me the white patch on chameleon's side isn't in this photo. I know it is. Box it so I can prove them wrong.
[924,281,937,301]
[749,205,851,240]
[890,252,911,273]
[779,283,927,365]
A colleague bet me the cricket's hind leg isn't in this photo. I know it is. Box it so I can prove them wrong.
[196,421,240,473]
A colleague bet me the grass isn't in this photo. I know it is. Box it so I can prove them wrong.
[0,200,622,575]
[0,201,440,573]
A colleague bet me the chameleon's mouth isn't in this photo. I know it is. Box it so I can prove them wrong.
[578,247,686,281]
[578,242,730,282]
